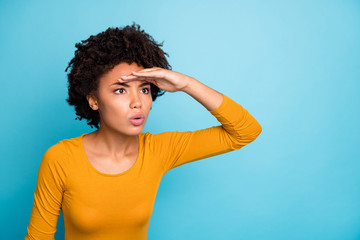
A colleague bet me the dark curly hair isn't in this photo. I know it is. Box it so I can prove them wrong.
[65,22,171,129]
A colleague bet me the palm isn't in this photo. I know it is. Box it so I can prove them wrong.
[152,78,178,92]
[120,67,189,93]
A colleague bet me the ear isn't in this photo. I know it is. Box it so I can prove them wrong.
[86,94,99,111]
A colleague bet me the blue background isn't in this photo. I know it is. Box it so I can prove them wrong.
[1,0,359,239]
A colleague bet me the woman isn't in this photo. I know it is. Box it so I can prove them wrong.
[25,23,262,239]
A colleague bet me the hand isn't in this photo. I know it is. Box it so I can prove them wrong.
[118,67,191,93]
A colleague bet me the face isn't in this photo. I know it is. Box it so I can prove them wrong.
[87,62,152,136]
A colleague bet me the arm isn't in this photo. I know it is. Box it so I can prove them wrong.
[182,76,262,142]
[182,76,224,111]
[152,92,262,173]
[122,68,262,172]
[25,143,67,240]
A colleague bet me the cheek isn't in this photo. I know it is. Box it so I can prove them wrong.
[144,96,153,110]
[99,99,127,119]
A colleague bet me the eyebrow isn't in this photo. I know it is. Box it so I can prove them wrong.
[110,82,151,87]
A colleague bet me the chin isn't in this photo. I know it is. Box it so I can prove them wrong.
[128,126,145,134]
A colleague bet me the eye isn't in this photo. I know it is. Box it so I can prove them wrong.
[114,88,125,94]
[142,87,150,94]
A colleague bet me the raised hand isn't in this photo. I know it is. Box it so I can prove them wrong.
[118,67,191,93]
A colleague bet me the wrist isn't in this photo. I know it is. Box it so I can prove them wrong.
[181,76,197,92]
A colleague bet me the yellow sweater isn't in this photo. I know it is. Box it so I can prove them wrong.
[25,94,262,240]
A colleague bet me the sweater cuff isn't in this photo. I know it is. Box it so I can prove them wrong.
[209,93,249,125]
[210,93,227,114]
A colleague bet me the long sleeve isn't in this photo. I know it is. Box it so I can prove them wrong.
[25,142,68,240]
[155,93,262,173]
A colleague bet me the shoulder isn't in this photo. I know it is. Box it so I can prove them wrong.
[142,130,183,141]
[142,130,192,149]
[41,141,68,166]
[37,139,71,189]
[41,134,82,167]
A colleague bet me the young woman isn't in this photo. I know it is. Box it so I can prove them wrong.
[25,23,262,240]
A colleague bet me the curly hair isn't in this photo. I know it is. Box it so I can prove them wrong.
[65,22,171,129]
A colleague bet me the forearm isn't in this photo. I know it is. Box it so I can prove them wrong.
[182,76,262,146]
[182,77,223,111]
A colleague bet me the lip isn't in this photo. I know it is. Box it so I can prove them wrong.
[129,113,145,126]
[129,113,145,120]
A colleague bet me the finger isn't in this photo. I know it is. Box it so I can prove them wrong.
[117,69,155,80]
[132,67,163,75]
[119,72,155,80]
[131,70,165,78]
[149,78,158,85]
[118,75,143,80]
[133,68,158,73]
[117,76,150,82]
[134,67,161,73]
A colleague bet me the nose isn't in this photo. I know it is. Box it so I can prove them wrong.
[130,91,142,109]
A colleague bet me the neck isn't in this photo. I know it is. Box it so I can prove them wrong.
[90,127,139,159]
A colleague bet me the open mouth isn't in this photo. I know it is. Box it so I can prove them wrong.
[129,118,144,126]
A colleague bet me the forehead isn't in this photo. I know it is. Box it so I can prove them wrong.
[100,62,144,82]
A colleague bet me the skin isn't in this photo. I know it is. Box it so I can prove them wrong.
[83,61,224,174]
[83,62,153,173]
